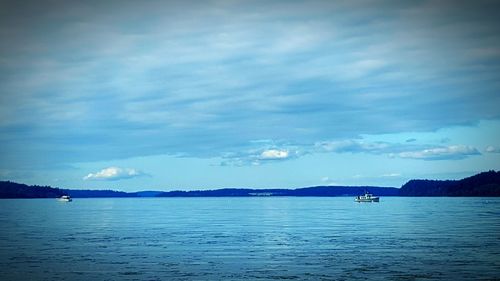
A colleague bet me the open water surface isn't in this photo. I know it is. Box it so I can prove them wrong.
[0,197,499,280]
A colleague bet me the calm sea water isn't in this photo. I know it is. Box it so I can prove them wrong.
[0,197,499,281]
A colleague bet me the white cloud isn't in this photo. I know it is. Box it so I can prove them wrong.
[397,145,480,160]
[260,149,289,160]
[83,167,144,181]
[485,145,500,153]
[219,145,303,166]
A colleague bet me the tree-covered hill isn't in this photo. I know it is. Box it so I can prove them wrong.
[156,186,399,197]
[0,181,64,198]
[399,170,500,196]
[2,170,499,198]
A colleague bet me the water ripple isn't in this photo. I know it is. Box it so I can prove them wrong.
[0,197,499,281]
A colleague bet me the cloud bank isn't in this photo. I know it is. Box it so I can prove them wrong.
[316,140,481,161]
[217,139,482,166]
[0,0,499,170]
[396,145,480,160]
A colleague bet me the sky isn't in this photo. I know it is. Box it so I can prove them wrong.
[0,0,499,191]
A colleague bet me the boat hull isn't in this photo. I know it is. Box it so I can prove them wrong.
[355,197,379,202]
[58,196,72,202]
[354,196,380,203]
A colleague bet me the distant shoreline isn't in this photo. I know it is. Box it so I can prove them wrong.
[1,170,499,198]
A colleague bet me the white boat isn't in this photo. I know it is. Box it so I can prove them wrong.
[355,192,379,202]
[58,195,72,202]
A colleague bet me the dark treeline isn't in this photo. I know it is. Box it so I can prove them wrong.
[156,186,399,197]
[64,189,138,198]
[400,170,500,196]
[0,181,138,198]
[1,171,499,198]
[0,181,65,198]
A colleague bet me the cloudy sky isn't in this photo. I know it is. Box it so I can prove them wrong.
[1,0,499,191]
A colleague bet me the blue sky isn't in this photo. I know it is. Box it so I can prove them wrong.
[1,0,499,191]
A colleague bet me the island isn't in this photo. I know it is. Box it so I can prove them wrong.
[1,170,499,198]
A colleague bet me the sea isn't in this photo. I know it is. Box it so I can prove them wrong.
[0,197,499,281]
